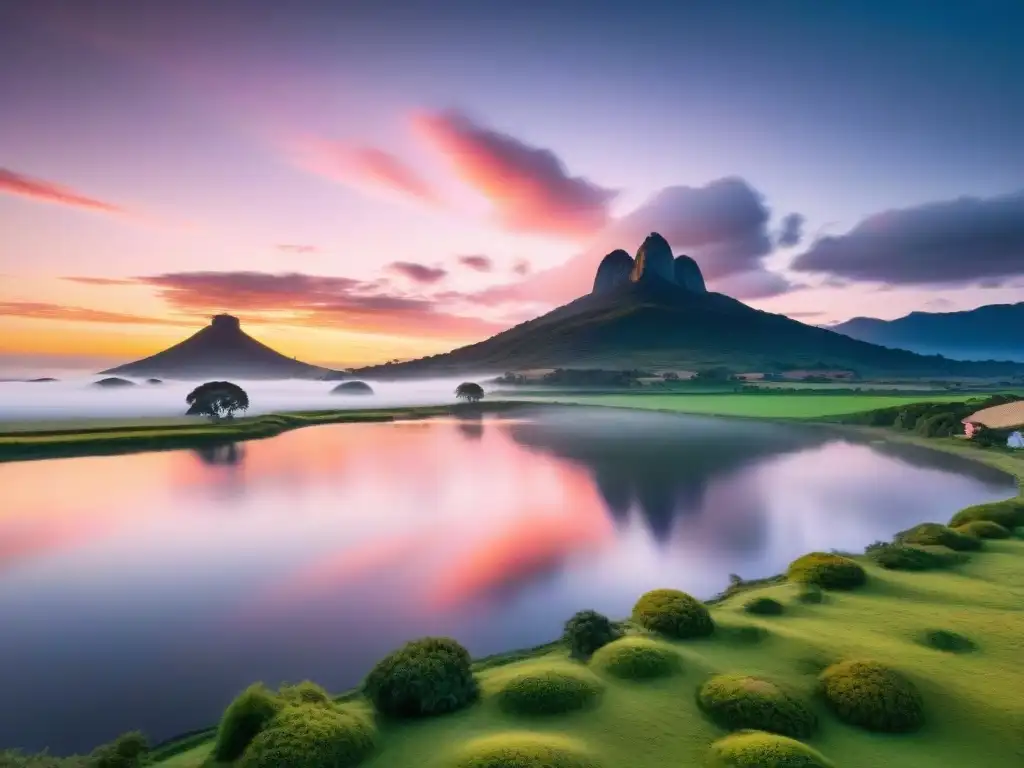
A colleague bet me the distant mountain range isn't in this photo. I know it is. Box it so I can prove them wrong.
[830,303,1024,362]
[354,234,1024,380]
[101,314,331,379]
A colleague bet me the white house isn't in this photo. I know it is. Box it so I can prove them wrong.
[1009,431,1024,450]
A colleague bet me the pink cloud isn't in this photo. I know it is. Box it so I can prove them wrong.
[293,140,439,204]
[0,301,190,326]
[410,109,617,240]
[457,254,493,272]
[276,244,320,254]
[0,168,124,214]
[387,261,448,284]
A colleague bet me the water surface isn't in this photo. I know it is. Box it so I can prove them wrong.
[0,406,1014,753]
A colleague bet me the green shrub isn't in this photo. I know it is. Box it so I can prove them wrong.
[707,730,835,768]
[716,624,770,645]
[87,732,148,768]
[786,553,866,589]
[743,597,784,616]
[949,499,1024,530]
[447,732,598,768]
[866,542,966,571]
[818,660,924,732]
[494,667,603,715]
[896,522,982,552]
[795,584,824,603]
[631,588,714,638]
[239,705,376,768]
[363,637,479,718]
[563,610,620,659]
[697,675,817,738]
[918,629,977,654]
[214,683,284,761]
[279,681,332,707]
[589,636,681,680]
[954,520,1011,539]
[0,752,87,768]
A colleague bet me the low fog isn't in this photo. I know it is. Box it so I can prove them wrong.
[0,376,496,423]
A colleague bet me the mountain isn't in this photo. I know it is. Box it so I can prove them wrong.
[101,314,330,379]
[354,234,1024,379]
[830,303,1024,362]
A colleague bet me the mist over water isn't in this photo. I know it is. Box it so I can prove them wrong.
[0,376,490,421]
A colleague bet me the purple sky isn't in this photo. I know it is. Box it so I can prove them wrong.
[1,0,1022,370]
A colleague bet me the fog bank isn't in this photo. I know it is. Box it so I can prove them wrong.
[0,376,493,422]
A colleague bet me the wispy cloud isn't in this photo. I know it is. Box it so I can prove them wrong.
[387,261,448,285]
[276,244,320,255]
[292,140,440,205]
[0,168,124,215]
[457,255,493,272]
[410,109,616,240]
[61,277,134,286]
[0,301,188,326]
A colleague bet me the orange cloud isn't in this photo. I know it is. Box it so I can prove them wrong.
[0,167,124,214]
[0,301,191,326]
[293,140,439,204]
[410,109,616,240]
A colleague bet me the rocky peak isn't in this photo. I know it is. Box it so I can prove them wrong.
[674,255,707,293]
[593,249,635,295]
[631,232,675,284]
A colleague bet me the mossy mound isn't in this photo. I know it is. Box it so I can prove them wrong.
[818,660,924,732]
[563,610,620,659]
[697,675,817,738]
[743,597,784,615]
[896,522,982,552]
[331,381,374,395]
[590,636,682,680]
[786,553,866,589]
[949,499,1024,530]
[213,683,284,761]
[707,730,835,768]
[494,667,603,716]
[953,520,1011,539]
[363,637,478,718]
[918,629,977,654]
[867,542,965,571]
[795,584,824,604]
[631,588,714,638]
[88,731,149,768]
[239,705,376,768]
[279,681,333,707]
[716,623,770,645]
[447,732,598,768]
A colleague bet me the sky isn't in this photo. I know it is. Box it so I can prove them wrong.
[2,0,1023,372]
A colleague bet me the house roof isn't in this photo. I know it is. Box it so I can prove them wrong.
[963,400,1024,428]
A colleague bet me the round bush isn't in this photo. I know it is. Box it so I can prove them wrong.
[786,553,866,590]
[214,683,284,761]
[697,675,817,738]
[563,610,620,659]
[867,543,964,571]
[795,584,824,604]
[954,520,1010,540]
[631,588,714,638]
[707,730,834,768]
[896,523,982,552]
[590,636,681,680]
[919,629,976,654]
[279,681,332,707]
[240,706,376,768]
[447,732,598,768]
[949,499,1024,530]
[363,636,478,718]
[494,667,603,716]
[744,597,784,616]
[818,660,924,732]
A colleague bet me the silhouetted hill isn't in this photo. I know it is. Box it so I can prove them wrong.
[830,303,1024,362]
[101,314,330,380]
[355,281,1024,379]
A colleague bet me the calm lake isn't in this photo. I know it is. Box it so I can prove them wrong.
[0,406,1015,754]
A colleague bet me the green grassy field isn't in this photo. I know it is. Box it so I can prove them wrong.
[151,536,1024,768]
[525,392,984,419]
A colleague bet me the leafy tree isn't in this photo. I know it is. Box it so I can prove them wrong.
[455,382,485,403]
[186,381,250,421]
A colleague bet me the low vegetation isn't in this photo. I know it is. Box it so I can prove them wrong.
[742,596,784,615]
[562,610,620,660]
[238,705,376,768]
[492,667,604,716]
[589,636,682,680]
[446,732,598,768]
[362,637,479,718]
[953,519,1011,539]
[706,731,835,768]
[786,552,866,589]
[818,659,924,733]
[631,588,715,638]
[865,541,966,571]
[696,675,817,738]
[895,522,983,551]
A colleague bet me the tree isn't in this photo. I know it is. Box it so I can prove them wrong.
[455,381,485,403]
[186,381,249,421]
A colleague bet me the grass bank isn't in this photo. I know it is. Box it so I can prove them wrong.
[0,403,521,464]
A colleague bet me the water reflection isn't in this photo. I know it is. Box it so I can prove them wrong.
[0,406,1015,755]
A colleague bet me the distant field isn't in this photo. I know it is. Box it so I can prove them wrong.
[527,393,983,419]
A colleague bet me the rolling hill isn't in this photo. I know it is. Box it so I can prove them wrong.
[830,302,1024,362]
[354,278,1024,379]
